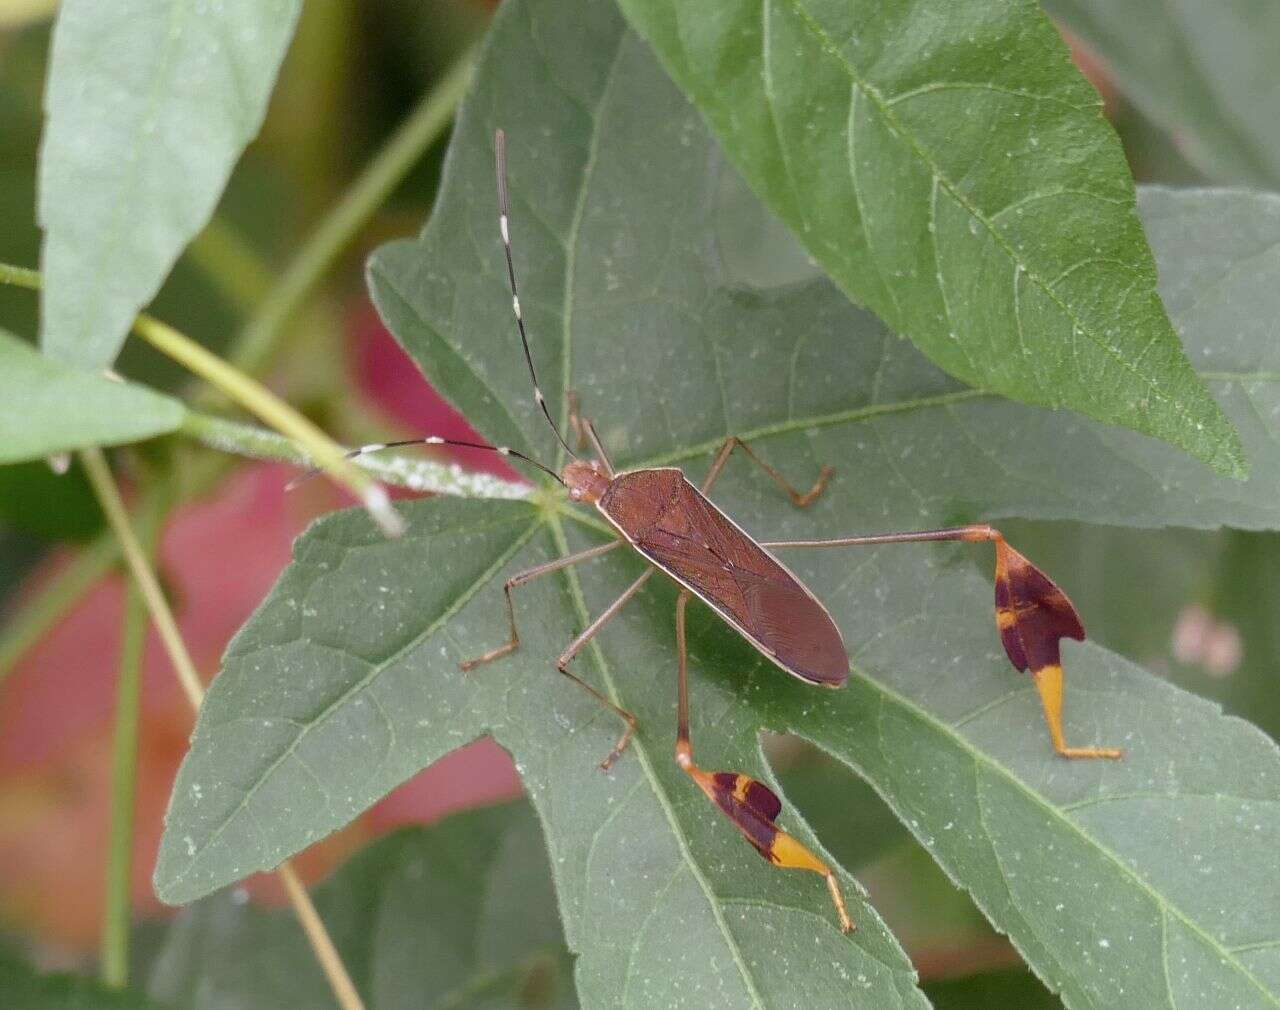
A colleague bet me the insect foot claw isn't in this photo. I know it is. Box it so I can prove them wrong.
[793,465,835,508]
[459,641,517,672]
[597,719,636,772]
[683,765,854,933]
[1058,745,1125,760]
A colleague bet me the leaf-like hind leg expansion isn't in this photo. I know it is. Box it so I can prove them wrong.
[765,524,1123,760]
[459,539,623,672]
[701,436,833,505]
[555,569,652,770]
[673,589,854,933]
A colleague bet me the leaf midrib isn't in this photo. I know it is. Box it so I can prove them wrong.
[841,661,1280,1008]
[555,33,627,469]
[547,514,771,1010]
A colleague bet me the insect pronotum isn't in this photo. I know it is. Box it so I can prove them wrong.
[319,129,1123,935]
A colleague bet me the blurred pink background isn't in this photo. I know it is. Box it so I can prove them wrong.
[0,309,524,949]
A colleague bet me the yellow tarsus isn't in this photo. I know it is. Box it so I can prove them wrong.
[1033,664,1123,760]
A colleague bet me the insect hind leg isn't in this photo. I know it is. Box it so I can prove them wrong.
[673,590,853,933]
[764,525,1123,760]
[701,436,833,506]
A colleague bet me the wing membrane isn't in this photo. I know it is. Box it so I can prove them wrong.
[602,471,848,686]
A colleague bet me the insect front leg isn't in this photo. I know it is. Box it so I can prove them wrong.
[673,589,854,934]
[566,392,615,477]
[459,539,623,672]
[701,436,833,506]
[566,391,589,452]
[764,524,1123,760]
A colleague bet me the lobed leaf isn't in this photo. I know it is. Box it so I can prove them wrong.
[612,0,1244,476]
[0,329,185,464]
[37,0,301,369]
[1048,0,1280,188]
[147,806,577,1010]
[154,496,930,1008]
[159,1,1280,1006]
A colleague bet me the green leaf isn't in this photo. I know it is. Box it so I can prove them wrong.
[156,498,930,1007]
[1047,0,1280,188]
[0,329,185,464]
[158,1,1280,1006]
[712,177,1280,532]
[0,955,172,1010]
[37,0,302,370]
[611,0,1245,477]
[147,805,578,1010]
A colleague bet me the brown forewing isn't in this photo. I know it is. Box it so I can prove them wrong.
[599,469,848,686]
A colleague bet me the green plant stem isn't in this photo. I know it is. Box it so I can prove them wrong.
[225,44,476,377]
[180,411,532,500]
[0,262,403,534]
[0,261,39,290]
[79,450,205,711]
[78,447,367,1010]
[130,314,404,536]
[100,490,166,988]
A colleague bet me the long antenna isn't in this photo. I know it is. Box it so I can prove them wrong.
[495,129,577,460]
[286,436,565,491]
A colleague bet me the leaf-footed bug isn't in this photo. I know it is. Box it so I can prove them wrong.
[304,129,1123,934]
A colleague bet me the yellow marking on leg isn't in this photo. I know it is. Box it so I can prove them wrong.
[768,834,854,933]
[1033,664,1123,760]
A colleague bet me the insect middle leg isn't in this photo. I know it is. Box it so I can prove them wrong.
[701,436,833,506]
[673,589,854,933]
[459,539,624,671]
[763,524,1123,760]
[460,538,650,770]
[555,568,653,770]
